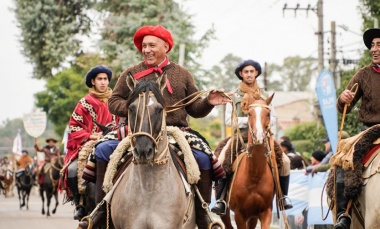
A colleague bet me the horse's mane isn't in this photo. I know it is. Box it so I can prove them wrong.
[126,79,166,108]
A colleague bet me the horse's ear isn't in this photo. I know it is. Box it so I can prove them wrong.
[126,72,137,91]
[241,93,250,114]
[156,72,167,92]
[266,93,275,105]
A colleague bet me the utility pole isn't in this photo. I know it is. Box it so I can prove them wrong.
[317,0,324,72]
[283,0,324,72]
[263,62,268,91]
[330,21,338,88]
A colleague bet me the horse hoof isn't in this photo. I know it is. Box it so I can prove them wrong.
[52,209,56,214]
[42,210,45,215]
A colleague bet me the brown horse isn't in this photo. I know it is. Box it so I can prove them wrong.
[0,162,14,198]
[110,73,196,228]
[40,156,64,216]
[220,94,276,229]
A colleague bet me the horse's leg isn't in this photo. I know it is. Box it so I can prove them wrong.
[40,188,45,215]
[21,190,26,208]
[17,187,22,209]
[258,209,272,229]
[247,217,258,229]
[26,188,31,210]
[46,191,52,217]
[220,206,234,229]
[234,212,247,229]
[52,191,59,214]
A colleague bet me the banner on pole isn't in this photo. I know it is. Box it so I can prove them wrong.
[12,130,22,156]
[315,70,338,154]
[23,111,47,138]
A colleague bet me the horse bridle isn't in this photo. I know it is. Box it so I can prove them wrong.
[128,91,169,165]
[247,103,272,157]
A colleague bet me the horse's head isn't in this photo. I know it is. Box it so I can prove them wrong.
[126,72,167,164]
[243,93,274,145]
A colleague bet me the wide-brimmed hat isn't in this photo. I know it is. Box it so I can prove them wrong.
[46,138,58,143]
[234,59,262,80]
[133,25,174,53]
[363,28,380,50]
[85,65,112,88]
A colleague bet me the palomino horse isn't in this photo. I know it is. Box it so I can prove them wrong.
[110,73,196,229]
[16,162,36,209]
[0,163,14,197]
[40,156,64,216]
[221,94,276,229]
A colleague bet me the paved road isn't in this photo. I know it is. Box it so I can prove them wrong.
[0,187,77,229]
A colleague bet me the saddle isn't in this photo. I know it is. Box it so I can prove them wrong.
[103,126,200,194]
[327,125,380,201]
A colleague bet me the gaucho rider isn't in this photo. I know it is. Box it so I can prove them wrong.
[211,59,293,215]
[61,65,117,221]
[78,24,229,229]
[333,28,380,229]
[34,138,60,186]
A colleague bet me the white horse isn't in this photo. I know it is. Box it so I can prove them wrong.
[351,151,380,229]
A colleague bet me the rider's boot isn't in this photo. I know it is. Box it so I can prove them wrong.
[334,168,351,229]
[210,176,228,215]
[195,169,222,229]
[279,175,293,210]
[78,161,108,229]
[67,177,86,220]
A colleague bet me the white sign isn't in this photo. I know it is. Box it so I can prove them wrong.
[23,111,47,138]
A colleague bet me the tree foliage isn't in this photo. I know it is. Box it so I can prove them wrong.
[13,0,94,79]
[269,56,318,91]
[95,0,216,81]
[284,122,326,155]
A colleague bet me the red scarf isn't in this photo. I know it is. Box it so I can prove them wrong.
[373,66,380,73]
[133,57,173,93]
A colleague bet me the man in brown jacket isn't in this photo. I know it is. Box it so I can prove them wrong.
[78,25,228,229]
[334,28,380,229]
[16,150,34,184]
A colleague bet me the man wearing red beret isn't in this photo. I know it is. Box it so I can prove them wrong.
[78,25,228,229]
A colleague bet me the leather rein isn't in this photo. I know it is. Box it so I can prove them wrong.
[128,91,169,165]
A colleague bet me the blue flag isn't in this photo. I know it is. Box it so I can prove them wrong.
[315,70,338,154]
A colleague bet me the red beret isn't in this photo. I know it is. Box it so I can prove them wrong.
[133,25,174,53]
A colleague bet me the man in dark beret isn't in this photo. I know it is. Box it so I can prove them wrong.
[78,25,228,229]
[211,59,293,215]
[334,28,380,229]
[60,65,119,221]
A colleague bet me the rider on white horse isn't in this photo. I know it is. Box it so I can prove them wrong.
[334,28,380,229]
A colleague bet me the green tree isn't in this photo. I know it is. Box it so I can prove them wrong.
[284,122,326,157]
[13,0,94,79]
[269,56,318,91]
[96,0,216,84]
[35,66,87,135]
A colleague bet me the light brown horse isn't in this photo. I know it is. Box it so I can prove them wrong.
[221,94,276,229]
[110,73,196,229]
[0,162,14,198]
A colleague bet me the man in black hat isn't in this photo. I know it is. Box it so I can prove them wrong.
[211,59,293,215]
[334,28,380,229]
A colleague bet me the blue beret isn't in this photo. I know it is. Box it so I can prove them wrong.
[85,65,113,88]
[234,59,262,80]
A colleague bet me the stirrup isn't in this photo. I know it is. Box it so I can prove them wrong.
[281,196,293,210]
[79,215,93,229]
[211,200,227,216]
